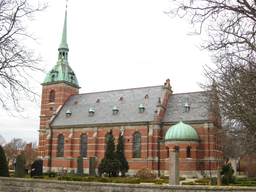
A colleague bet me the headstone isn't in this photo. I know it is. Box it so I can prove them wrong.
[89,156,96,176]
[211,177,217,185]
[229,158,237,176]
[70,169,75,176]
[217,166,221,186]
[31,158,43,178]
[169,152,179,185]
[76,155,84,177]
[97,163,102,177]
[246,171,249,178]
[49,172,55,178]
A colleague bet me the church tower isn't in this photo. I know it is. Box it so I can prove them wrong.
[38,10,80,162]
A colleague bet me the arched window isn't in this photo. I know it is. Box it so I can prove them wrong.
[133,132,141,158]
[175,146,179,153]
[187,146,191,158]
[81,134,87,158]
[106,133,109,150]
[58,134,64,157]
[166,146,169,158]
[51,75,55,82]
[50,90,55,103]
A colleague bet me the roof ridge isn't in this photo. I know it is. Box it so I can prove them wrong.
[77,85,163,95]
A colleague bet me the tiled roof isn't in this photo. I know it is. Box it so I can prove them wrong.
[51,86,163,127]
[51,87,210,127]
[163,92,210,123]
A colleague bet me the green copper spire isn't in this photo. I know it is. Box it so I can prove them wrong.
[59,10,68,51]
[43,10,79,87]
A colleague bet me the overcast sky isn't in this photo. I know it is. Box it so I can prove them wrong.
[0,0,211,144]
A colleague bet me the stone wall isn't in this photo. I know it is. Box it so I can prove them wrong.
[0,177,255,192]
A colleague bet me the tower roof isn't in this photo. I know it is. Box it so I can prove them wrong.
[165,117,199,141]
[43,10,79,87]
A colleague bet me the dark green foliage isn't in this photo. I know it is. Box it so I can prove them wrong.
[0,145,9,177]
[101,130,121,177]
[116,132,129,174]
[15,154,25,178]
[221,164,235,185]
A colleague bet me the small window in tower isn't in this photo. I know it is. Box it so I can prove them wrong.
[175,146,179,153]
[166,146,169,158]
[138,104,145,113]
[187,146,191,158]
[50,90,55,103]
[66,109,71,118]
[112,106,118,115]
[51,75,55,82]
[119,97,123,101]
[96,99,100,103]
[144,94,149,99]
[71,76,74,84]
[50,107,53,111]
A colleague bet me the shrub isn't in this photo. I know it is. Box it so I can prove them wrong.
[136,167,154,179]
[0,145,9,177]
[15,154,25,178]
[221,164,235,185]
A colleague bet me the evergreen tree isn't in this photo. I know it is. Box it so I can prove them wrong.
[0,145,9,177]
[101,129,121,177]
[116,132,129,175]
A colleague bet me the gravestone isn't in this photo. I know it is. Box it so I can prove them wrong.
[246,171,250,178]
[70,169,75,176]
[169,152,179,185]
[97,163,101,177]
[89,156,96,176]
[76,155,84,177]
[217,166,221,186]
[49,172,55,178]
[30,158,43,178]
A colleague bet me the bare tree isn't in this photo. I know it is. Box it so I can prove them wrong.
[165,1,256,158]
[0,134,6,146]
[4,138,27,165]
[0,0,48,115]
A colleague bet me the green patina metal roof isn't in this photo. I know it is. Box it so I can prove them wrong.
[89,108,94,113]
[165,117,199,141]
[66,109,71,114]
[139,104,145,109]
[113,106,118,111]
[43,11,79,87]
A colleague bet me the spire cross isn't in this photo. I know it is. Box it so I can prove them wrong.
[66,0,68,9]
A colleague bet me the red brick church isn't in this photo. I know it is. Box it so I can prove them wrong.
[38,10,223,177]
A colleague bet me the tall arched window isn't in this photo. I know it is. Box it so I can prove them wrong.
[187,146,191,158]
[81,134,87,157]
[166,146,169,158]
[58,134,64,157]
[133,132,141,158]
[106,133,109,150]
[175,146,179,153]
[50,90,55,103]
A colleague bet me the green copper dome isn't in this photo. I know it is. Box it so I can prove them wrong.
[43,10,79,87]
[165,118,199,141]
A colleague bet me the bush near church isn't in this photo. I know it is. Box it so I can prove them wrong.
[221,164,235,185]
[15,154,25,178]
[0,145,9,177]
